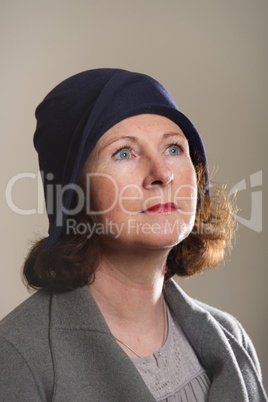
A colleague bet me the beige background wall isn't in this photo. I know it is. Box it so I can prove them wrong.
[1,0,267,390]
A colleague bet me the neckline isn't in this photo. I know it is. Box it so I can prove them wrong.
[132,305,172,363]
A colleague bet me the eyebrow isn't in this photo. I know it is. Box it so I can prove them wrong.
[102,131,187,150]
[163,132,186,140]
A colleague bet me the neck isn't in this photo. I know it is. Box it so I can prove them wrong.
[88,247,170,357]
[89,247,168,317]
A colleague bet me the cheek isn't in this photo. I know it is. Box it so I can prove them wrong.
[117,183,144,214]
[174,165,197,211]
[85,175,118,214]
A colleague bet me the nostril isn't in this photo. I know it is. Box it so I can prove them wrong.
[144,169,174,188]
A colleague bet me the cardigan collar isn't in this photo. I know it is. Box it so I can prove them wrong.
[49,280,265,401]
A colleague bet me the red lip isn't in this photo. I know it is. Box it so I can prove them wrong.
[143,202,178,214]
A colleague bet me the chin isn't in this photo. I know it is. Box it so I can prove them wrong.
[126,229,191,251]
[96,215,194,251]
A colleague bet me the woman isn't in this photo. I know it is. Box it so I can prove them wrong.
[0,69,266,401]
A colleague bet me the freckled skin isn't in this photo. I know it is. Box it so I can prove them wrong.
[82,114,197,251]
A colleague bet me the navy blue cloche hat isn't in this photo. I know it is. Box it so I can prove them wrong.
[34,68,208,246]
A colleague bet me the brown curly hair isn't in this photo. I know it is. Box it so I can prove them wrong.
[22,165,237,292]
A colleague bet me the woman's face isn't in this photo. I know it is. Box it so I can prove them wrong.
[82,114,197,251]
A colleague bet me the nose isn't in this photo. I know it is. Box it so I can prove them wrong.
[143,157,174,189]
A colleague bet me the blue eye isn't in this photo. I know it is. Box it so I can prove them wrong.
[168,144,181,156]
[114,148,131,160]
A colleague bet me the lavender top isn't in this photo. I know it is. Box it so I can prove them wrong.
[132,305,210,401]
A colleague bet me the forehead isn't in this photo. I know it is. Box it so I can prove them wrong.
[96,114,187,148]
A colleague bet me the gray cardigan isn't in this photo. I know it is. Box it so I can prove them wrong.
[0,280,266,401]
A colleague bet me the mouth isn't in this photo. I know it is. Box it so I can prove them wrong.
[142,202,178,214]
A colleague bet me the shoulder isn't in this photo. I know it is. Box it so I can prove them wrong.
[0,290,51,340]
[166,280,263,377]
[0,290,54,400]
[166,279,248,343]
[196,300,245,341]
[0,290,52,366]
[166,280,242,335]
